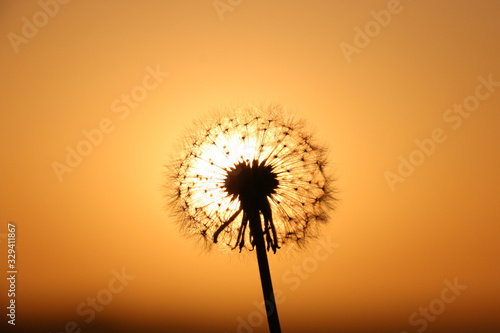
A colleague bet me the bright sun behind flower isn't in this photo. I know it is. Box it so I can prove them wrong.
[167,104,334,253]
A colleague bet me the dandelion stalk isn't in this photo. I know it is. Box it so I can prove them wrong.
[225,158,282,331]
[167,104,334,333]
[249,209,281,332]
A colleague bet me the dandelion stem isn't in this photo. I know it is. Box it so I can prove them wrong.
[249,208,282,333]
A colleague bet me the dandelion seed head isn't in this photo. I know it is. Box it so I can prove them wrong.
[167,104,335,252]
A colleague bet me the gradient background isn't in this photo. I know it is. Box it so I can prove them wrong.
[1,1,500,332]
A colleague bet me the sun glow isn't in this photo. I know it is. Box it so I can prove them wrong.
[186,122,257,213]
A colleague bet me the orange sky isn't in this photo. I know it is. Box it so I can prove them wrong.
[1,1,499,332]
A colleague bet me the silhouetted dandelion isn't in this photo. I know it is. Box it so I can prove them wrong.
[166,104,334,333]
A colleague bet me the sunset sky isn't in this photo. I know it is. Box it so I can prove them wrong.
[1,1,500,332]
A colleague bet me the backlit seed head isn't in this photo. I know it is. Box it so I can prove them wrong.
[166,104,335,252]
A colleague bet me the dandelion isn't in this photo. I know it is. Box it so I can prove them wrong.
[166,104,335,332]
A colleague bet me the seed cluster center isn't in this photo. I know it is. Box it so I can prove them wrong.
[224,160,279,203]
